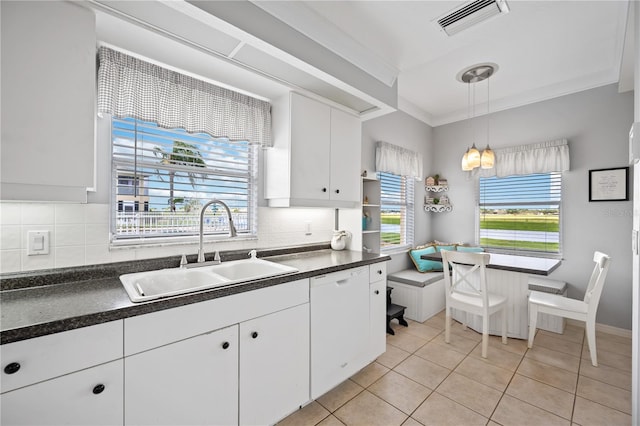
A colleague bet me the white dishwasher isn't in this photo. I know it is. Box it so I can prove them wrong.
[310,266,369,399]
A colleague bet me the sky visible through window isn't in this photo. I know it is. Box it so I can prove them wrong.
[111,117,255,238]
[112,117,252,213]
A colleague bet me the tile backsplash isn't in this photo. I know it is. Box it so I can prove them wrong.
[0,203,338,274]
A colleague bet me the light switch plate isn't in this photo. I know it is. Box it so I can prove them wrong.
[27,230,50,256]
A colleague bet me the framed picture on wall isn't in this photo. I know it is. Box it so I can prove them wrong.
[588,167,629,202]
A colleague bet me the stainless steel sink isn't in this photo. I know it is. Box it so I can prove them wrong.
[120,258,298,303]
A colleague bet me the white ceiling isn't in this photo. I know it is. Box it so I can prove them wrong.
[255,0,632,126]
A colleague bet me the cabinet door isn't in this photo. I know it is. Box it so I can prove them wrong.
[370,280,387,360]
[330,108,362,203]
[239,303,310,425]
[1,1,95,201]
[125,325,238,426]
[289,93,331,201]
[1,360,123,426]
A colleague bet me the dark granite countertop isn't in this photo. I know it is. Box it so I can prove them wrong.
[421,251,561,275]
[1,245,390,345]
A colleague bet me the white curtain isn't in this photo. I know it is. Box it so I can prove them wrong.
[375,141,423,180]
[480,139,570,178]
[97,46,272,147]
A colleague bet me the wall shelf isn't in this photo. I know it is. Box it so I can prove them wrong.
[424,204,453,213]
[425,185,449,193]
[424,177,452,213]
[362,177,381,254]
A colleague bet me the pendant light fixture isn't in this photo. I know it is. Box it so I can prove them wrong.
[458,63,497,171]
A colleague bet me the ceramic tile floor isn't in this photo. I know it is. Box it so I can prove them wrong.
[278,310,632,426]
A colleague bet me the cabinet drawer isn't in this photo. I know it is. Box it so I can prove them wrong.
[125,278,309,355]
[369,262,387,283]
[1,359,123,426]
[1,321,123,394]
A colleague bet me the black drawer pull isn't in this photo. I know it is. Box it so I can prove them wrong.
[374,290,380,295]
[222,341,230,350]
[251,331,258,339]
[377,270,383,275]
[322,188,327,193]
[335,189,340,194]
[92,384,105,395]
[4,362,20,375]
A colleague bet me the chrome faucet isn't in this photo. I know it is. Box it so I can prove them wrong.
[197,199,238,263]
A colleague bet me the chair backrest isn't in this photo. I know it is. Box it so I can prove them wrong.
[583,251,611,315]
[441,250,491,309]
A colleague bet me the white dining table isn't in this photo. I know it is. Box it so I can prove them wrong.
[421,252,561,339]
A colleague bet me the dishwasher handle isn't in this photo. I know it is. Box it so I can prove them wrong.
[311,266,367,287]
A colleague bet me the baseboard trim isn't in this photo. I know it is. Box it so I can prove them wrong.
[566,319,631,338]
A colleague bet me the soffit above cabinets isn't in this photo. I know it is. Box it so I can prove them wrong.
[88,0,396,118]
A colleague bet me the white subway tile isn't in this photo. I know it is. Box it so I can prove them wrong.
[55,204,86,224]
[55,246,85,268]
[22,204,55,225]
[85,224,110,245]
[110,247,136,263]
[0,203,22,225]
[22,250,55,272]
[85,204,110,224]
[0,250,22,273]
[85,245,112,265]
[1,226,22,250]
[56,225,86,247]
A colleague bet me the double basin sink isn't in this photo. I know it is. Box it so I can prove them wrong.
[120,258,298,303]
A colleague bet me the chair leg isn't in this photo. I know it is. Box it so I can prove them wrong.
[481,315,488,358]
[586,319,598,367]
[445,309,451,344]
[528,303,538,348]
[501,309,508,345]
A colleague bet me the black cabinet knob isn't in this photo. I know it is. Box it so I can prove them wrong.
[92,384,105,395]
[377,270,383,275]
[374,290,380,295]
[4,362,20,375]
[251,331,258,339]
[322,188,327,193]
[222,341,230,350]
[335,189,340,194]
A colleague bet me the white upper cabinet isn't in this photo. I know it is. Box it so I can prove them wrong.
[266,92,362,207]
[1,1,95,202]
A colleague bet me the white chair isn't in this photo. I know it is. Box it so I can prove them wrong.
[528,251,611,367]
[442,250,508,358]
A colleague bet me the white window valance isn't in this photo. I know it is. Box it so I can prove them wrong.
[481,139,570,178]
[375,141,423,180]
[97,46,272,147]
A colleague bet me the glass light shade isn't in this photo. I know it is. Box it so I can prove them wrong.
[481,145,495,169]
[467,144,480,169]
[461,150,472,171]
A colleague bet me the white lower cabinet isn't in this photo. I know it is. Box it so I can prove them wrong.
[369,263,387,360]
[1,359,123,426]
[124,325,239,426]
[239,303,310,425]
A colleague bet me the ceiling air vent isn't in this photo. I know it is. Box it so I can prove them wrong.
[437,0,509,36]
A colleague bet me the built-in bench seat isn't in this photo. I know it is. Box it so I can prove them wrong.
[386,270,445,322]
[528,276,568,334]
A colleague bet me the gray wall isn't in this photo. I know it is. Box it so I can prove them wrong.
[362,110,434,273]
[433,84,634,329]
